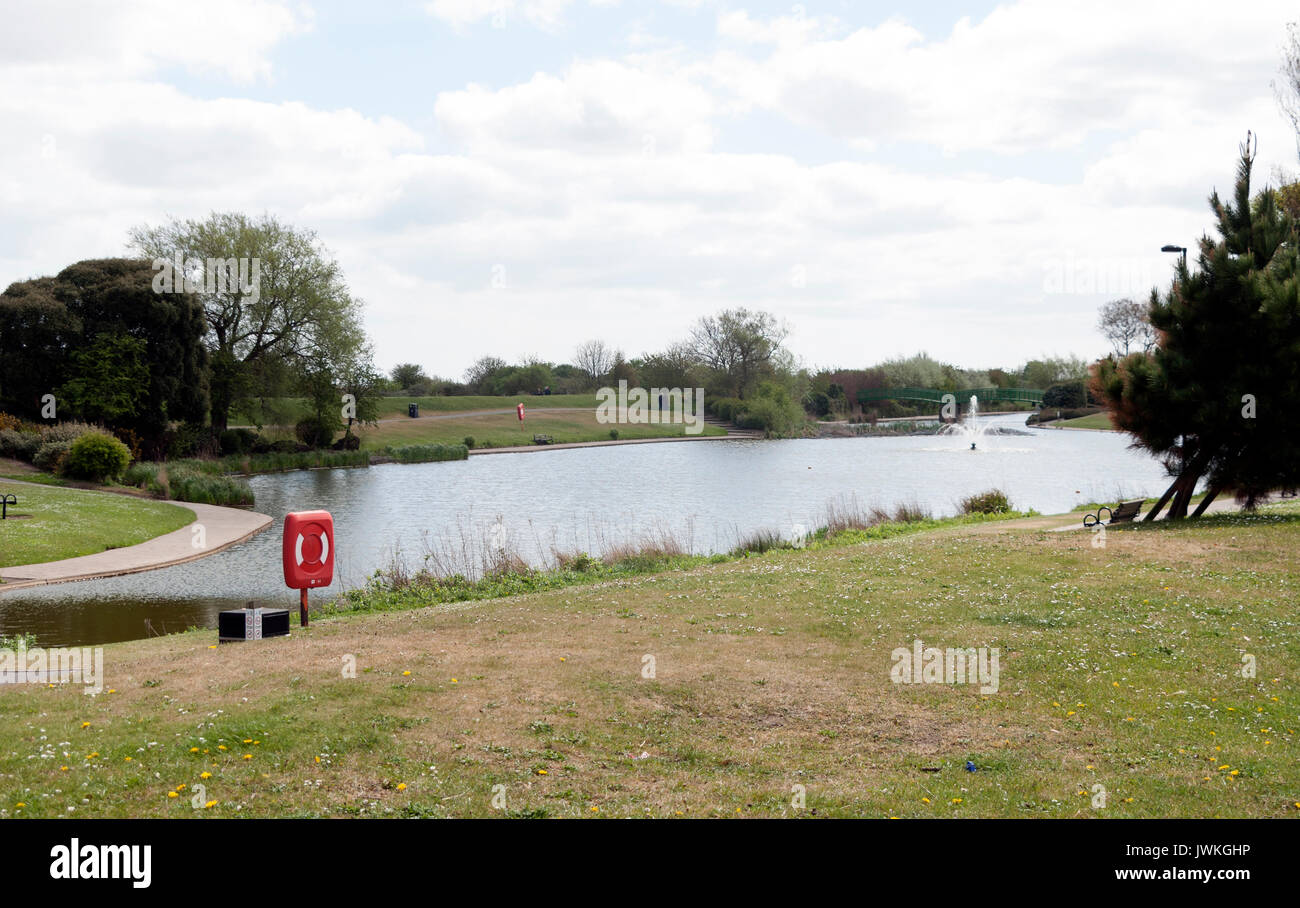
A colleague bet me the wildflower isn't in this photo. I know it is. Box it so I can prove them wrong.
[167,791,178,799]
[537,769,547,775]
[921,797,930,804]
[951,798,963,804]
[200,772,212,780]
[402,671,411,677]
[80,722,90,728]
[396,783,407,791]
[204,800,218,809]
[242,754,252,760]
[590,805,598,812]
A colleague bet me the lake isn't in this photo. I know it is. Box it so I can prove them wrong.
[0,414,1171,646]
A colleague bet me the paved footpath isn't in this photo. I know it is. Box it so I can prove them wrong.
[0,494,272,593]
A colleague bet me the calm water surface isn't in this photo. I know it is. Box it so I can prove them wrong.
[0,415,1171,645]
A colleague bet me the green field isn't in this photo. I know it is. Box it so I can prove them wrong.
[0,481,194,570]
[2,501,1297,818]
[233,394,602,425]
[1057,412,1116,430]
[358,407,726,450]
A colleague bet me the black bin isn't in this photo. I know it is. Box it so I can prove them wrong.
[408,403,419,418]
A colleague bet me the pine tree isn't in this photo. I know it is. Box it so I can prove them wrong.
[1093,134,1300,518]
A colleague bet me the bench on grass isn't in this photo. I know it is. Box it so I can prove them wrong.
[532,434,553,445]
[1083,498,1145,528]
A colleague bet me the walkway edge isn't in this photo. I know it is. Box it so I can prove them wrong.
[0,501,273,594]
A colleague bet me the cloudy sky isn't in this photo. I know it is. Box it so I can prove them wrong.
[2,0,1297,377]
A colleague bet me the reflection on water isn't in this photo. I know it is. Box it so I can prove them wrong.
[0,415,1172,646]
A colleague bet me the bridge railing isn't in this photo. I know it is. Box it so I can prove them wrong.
[856,387,1045,406]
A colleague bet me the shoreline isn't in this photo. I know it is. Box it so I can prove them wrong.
[0,496,272,595]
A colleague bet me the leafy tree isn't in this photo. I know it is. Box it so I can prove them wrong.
[130,212,366,430]
[689,308,786,398]
[0,259,208,453]
[1092,135,1300,519]
[390,363,428,390]
[464,356,508,394]
[60,333,149,425]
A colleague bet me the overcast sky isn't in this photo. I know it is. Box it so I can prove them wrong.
[3,0,1297,378]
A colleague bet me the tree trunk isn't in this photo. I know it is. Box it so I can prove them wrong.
[1164,449,1214,520]
[1190,484,1223,518]
[1144,480,1178,522]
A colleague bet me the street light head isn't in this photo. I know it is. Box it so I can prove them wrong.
[1160,244,1183,253]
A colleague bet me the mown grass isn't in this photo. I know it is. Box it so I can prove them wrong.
[0,480,194,569]
[358,408,725,451]
[232,395,603,425]
[1057,412,1116,431]
[1,503,1296,818]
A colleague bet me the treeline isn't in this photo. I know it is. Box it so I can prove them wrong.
[0,213,381,460]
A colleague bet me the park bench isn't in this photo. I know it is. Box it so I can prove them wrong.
[532,434,553,445]
[1082,498,1145,528]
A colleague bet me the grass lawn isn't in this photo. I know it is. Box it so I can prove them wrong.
[1,502,1297,818]
[359,407,726,451]
[0,481,194,570]
[1057,412,1116,430]
[233,394,602,425]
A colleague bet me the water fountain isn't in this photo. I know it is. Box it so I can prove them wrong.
[940,395,990,448]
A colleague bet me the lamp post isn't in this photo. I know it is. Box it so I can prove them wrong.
[1161,244,1187,267]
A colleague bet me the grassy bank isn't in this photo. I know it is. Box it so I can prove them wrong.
[0,480,194,570]
[2,501,1297,818]
[1056,412,1116,430]
[357,408,726,451]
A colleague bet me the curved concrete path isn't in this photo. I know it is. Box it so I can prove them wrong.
[0,497,272,593]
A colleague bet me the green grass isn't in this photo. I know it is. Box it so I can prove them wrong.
[1057,412,1116,430]
[5,502,1298,817]
[232,394,602,425]
[0,481,194,569]
[359,408,725,450]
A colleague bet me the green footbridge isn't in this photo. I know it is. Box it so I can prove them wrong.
[856,387,1045,408]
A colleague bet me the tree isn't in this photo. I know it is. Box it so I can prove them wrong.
[1097,297,1154,357]
[1276,22,1300,160]
[0,259,209,453]
[464,356,508,394]
[130,212,366,431]
[573,340,616,386]
[689,308,786,398]
[60,333,149,425]
[390,363,428,390]
[1092,135,1300,520]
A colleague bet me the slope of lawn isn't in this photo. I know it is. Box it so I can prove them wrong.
[1,502,1297,818]
[1058,412,1116,430]
[0,481,195,570]
[358,407,726,450]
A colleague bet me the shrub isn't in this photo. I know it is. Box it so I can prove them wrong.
[710,398,747,422]
[39,421,98,445]
[330,433,361,451]
[122,461,254,507]
[62,432,131,482]
[463,436,475,449]
[959,489,1012,515]
[295,416,336,449]
[383,444,469,464]
[0,429,41,462]
[33,439,72,473]
[0,412,23,432]
[219,428,260,456]
[608,429,619,440]
[166,422,215,459]
[1042,381,1088,409]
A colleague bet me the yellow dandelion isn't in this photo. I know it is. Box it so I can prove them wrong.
[243,739,252,744]
[590,805,598,812]
[200,772,212,780]
[951,798,963,804]
[921,797,930,804]
[402,671,411,676]
[314,756,321,764]
[242,753,252,760]
[217,745,227,751]
[81,721,91,728]
[59,765,68,772]
[124,756,132,762]
[537,769,547,775]
[205,800,218,809]
[15,803,24,809]
[451,678,458,684]
[396,783,407,791]
[1067,710,1076,717]
[167,791,178,799]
